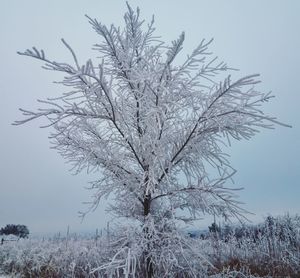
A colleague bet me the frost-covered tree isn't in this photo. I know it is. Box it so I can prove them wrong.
[15,4,288,277]
[0,224,29,238]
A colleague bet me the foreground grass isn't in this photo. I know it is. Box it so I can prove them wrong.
[1,215,299,277]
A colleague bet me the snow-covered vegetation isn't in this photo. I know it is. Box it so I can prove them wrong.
[14,3,290,277]
[1,215,299,277]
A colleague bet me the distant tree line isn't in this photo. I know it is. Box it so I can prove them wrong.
[0,224,29,239]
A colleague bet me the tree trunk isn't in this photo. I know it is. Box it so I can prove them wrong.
[143,194,154,278]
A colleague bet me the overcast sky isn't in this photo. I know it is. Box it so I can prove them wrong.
[1,0,299,235]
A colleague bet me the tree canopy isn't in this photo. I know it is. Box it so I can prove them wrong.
[0,224,29,238]
[15,4,288,277]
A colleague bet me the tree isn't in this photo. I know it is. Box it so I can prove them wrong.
[0,224,29,238]
[15,4,288,277]
[209,222,220,234]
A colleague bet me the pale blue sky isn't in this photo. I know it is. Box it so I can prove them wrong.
[1,0,299,235]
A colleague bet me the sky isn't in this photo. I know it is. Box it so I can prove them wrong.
[1,0,299,235]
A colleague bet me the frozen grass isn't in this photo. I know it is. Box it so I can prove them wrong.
[0,215,299,277]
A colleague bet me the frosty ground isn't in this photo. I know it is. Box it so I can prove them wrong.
[0,214,299,277]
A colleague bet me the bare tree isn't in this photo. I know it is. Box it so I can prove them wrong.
[15,4,288,277]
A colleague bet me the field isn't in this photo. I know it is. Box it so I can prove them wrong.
[1,215,300,277]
